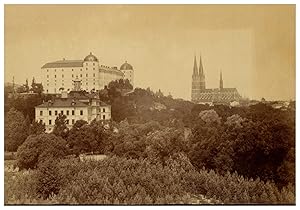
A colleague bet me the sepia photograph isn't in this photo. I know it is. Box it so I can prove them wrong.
[3,3,296,205]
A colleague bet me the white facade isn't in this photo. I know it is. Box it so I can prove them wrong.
[35,98,111,133]
[120,61,135,87]
[41,53,132,94]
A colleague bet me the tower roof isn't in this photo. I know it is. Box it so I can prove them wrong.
[84,52,98,62]
[199,55,204,75]
[120,61,133,70]
[193,55,198,75]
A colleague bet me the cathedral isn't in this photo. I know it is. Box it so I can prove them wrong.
[191,56,242,104]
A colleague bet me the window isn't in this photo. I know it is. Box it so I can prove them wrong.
[86,68,88,70]
[62,69,64,72]
[55,110,58,115]
[72,69,74,71]
[47,75,49,78]
[46,89,48,93]
[40,110,43,116]
[80,69,82,71]
[55,69,56,72]
[66,119,69,125]
[47,83,49,86]
[72,74,74,78]
[93,82,95,85]
[93,73,95,77]
[55,75,56,78]
[80,110,83,115]
[49,120,52,125]
[62,74,64,78]
[72,110,75,115]
[47,69,49,72]
[49,110,52,116]
[40,120,43,124]
[93,63,95,66]
[67,110,69,115]
[86,82,88,85]
[61,110,63,115]
[80,74,82,77]
[103,115,106,120]
[86,74,88,77]
[102,108,105,112]
[72,119,75,124]
[93,68,95,70]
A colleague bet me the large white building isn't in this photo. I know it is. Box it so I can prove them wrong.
[35,79,111,133]
[41,52,134,94]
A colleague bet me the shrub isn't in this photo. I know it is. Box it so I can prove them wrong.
[5,155,295,204]
[35,158,62,199]
[16,133,67,169]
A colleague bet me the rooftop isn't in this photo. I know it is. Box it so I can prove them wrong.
[41,60,83,69]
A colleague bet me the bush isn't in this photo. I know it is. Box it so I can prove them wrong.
[16,133,67,169]
[35,158,62,199]
[5,155,295,204]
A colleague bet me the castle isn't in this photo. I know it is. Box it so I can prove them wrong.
[41,52,134,94]
[191,56,242,104]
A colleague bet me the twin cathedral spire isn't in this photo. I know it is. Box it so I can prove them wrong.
[191,55,223,92]
[191,55,242,104]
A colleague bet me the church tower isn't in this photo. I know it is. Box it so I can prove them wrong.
[219,71,223,89]
[199,56,206,91]
[191,56,200,102]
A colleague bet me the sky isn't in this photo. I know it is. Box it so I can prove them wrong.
[4,4,295,101]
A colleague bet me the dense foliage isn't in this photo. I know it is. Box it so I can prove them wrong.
[4,108,29,151]
[5,156,295,204]
[16,134,67,169]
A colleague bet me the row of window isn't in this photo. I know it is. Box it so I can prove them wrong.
[41,115,106,125]
[46,82,96,86]
[48,73,96,78]
[40,108,106,116]
[40,110,83,116]
[46,65,96,73]
[47,119,76,125]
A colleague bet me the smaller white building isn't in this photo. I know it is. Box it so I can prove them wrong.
[35,78,111,133]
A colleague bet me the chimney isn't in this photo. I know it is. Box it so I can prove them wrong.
[61,91,68,98]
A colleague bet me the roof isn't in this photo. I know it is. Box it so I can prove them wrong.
[120,61,133,70]
[195,88,242,103]
[42,60,83,69]
[84,52,98,62]
[36,98,88,108]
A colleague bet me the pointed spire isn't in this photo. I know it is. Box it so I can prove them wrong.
[193,55,198,76]
[199,55,204,76]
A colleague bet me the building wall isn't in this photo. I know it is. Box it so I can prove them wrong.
[121,70,134,87]
[41,61,124,94]
[35,104,111,133]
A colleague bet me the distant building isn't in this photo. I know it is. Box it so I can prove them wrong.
[191,56,242,104]
[35,78,111,133]
[41,52,134,94]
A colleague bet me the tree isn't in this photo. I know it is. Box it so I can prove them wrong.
[145,127,187,165]
[67,120,109,156]
[31,83,43,95]
[16,133,67,169]
[4,108,29,151]
[52,113,69,139]
[35,158,62,199]
[198,109,221,125]
[29,120,46,135]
